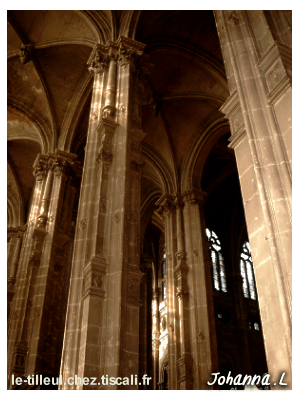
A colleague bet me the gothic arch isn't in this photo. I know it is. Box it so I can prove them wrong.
[119,11,142,40]
[58,71,93,152]
[8,98,52,154]
[180,110,229,191]
[142,143,176,194]
[7,187,23,228]
[158,353,169,389]
[77,11,110,44]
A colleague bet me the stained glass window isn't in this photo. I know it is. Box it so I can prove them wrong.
[206,228,227,292]
[240,241,257,300]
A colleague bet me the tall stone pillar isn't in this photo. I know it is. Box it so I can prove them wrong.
[151,286,159,390]
[182,189,218,389]
[7,226,26,319]
[156,191,219,389]
[215,10,292,388]
[139,257,153,389]
[59,37,152,389]
[229,272,253,376]
[156,195,179,390]
[7,151,80,388]
[173,193,193,390]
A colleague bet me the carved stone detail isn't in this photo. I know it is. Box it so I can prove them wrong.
[12,341,28,374]
[96,236,105,255]
[227,11,240,25]
[96,146,113,164]
[266,61,286,92]
[119,104,126,113]
[52,159,69,177]
[257,42,292,101]
[231,108,244,133]
[118,43,138,66]
[100,200,107,213]
[145,96,161,117]
[126,269,144,306]
[176,286,189,300]
[79,219,87,230]
[113,212,121,224]
[19,44,34,64]
[87,44,110,74]
[82,257,107,300]
[33,161,48,181]
[156,194,176,218]
[131,159,144,172]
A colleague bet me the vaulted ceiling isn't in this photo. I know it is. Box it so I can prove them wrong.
[7,10,235,228]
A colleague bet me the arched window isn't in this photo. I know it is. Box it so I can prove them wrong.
[161,244,166,300]
[240,241,257,300]
[206,228,227,292]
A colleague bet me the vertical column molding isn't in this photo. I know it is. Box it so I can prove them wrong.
[215,10,292,388]
[182,189,218,390]
[7,160,47,387]
[59,37,152,389]
[151,284,160,389]
[59,50,109,387]
[172,193,193,390]
[7,151,80,388]
[7,226,27,319]
[156,194,178,390]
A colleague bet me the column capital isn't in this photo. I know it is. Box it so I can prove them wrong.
[172,192,184,209]
[155,194,176,217]
[87,43,110,74]
[7,225,27,240]
[87,37,151,72]
[182,189,207,205]
[33,151,81,180]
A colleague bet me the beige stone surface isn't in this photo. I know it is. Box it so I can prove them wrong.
[7,10,292,390]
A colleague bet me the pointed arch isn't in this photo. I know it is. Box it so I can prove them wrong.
[119,11,142,39]
[8,97,51,154]
[7,159,25,227]
[142,143,176,194]
[180,110,229,191]
[58,70,93,152]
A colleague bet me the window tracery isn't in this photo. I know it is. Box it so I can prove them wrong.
[206,228,227,292]
[240,241,257,300]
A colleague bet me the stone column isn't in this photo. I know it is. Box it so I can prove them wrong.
[229,272,253,376]
[7,157,47,387]
[215,10,292,388]
[59,37,152,389]
[7,151,80,388]
[151,259,159,390]
[172,193,193,390]
[139,257,153,389]
[7,226,26,318]
[182,189,219,389]
[156,195,178,390]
